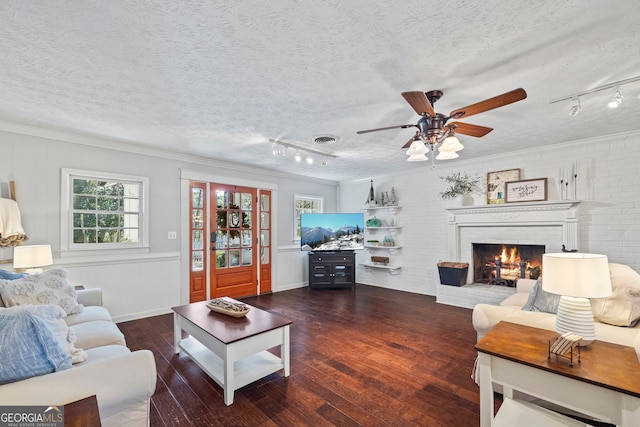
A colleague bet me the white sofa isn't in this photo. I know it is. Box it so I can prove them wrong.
[472,272,640,349]
[0,287,157,427]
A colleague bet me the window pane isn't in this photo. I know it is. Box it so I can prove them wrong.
[192,230,203,250]
[229,211,241,228]
[192,188,204,209]
[261,194,269,212]
[73,195,96,210]
[73,213,96,227]
[123,214,138,228]
[216,211,227,229]
[97,197,119,211]
[73,229,95,243]
[242,230,251,247]
[216,190,228,209]
[216,231,228,249]
[229,249,240,267]
[123,198,139,211]
[230,192,241,209]
[216,250,227,268]
[98,213,121,227]
[241,248,252,266]
[241,193,252,210]
[241,212,251,228]
[261,247,269,264]
[123,229,138,242]
[73,179,95,195]
[229,230,240,248]
[192,250,204,271]
[261,212,269,229]
[192,209,204,229]
[123,183,139,197]
[261,230,269,246]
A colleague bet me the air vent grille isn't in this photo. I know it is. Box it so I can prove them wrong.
[313,135,339,144]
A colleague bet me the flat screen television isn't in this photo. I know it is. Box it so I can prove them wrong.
[300,212,364,251]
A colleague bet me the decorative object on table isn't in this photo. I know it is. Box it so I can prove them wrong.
[366,240,379,246]
[504,178,548,203]
[382,235,394,246]
[548,332,582,367]
[206,297,250,317]
[440,172,482,203]
[487,169,520,204]
[437,261,469,286]
[365,217,382,227]
[541,253,612,345]
[371,256,389,265]
[366,179,377,207]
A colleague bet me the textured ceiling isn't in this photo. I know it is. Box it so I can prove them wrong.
[1,0,639,181]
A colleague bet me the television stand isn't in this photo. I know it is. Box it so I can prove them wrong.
[308,251,356,289]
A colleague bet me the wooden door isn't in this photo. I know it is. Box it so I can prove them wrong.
[189,182,207,302]
[210,184,258,298]
[259,190,272,293]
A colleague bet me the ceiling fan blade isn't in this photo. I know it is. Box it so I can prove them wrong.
[449,88,527,119]
[356,124,416,134]
[401,91,436,116]
[446,122,493,137]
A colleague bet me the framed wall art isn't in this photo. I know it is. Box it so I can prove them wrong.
[505,178,548,203]
[487,168,520,204]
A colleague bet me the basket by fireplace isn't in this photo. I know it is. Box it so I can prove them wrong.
[437,262,469,287]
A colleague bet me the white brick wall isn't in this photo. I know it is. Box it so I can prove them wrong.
[339,130,640,299]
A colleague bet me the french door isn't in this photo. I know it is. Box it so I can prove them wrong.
[189,182,272,301]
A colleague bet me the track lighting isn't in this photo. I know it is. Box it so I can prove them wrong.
[607,88,623,109]
[569,97,581,116]
[268,138,337,167]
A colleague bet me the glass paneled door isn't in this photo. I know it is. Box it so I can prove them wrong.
[211,184,258,298]
[189,182,207,302]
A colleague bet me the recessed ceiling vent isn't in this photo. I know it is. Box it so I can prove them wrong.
[312,135,339,145]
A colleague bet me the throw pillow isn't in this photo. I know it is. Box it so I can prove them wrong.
[0,268,84,316]
[522,278,561,313]
[0,269,27,280]
[590,263,640,327]
[0,305,87,363]
[0,311,72,385]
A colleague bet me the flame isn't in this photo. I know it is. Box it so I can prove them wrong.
[499,245,519,264]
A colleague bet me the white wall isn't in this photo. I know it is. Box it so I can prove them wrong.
[0,124,337,321]
[339,131,640,296]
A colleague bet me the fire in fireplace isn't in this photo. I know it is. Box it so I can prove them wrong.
[472,243,545,286]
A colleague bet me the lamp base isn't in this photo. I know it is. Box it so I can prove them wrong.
[555,295,596,346]
[25,268,44,275]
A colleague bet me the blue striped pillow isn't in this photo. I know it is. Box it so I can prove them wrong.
[0,311,72,384]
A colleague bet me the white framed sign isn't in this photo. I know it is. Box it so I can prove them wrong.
[505,178,548,203]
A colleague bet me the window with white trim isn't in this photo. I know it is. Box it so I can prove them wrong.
[293,194,323,241]
[61,169,149,251]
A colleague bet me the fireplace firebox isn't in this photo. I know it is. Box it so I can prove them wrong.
[472,243,545,287]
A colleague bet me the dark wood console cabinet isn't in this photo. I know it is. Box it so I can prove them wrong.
[308,251,356,289]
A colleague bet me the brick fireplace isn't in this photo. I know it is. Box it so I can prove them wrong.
[437,200,580,308]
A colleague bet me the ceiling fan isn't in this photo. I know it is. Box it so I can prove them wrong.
[357,88,527,161]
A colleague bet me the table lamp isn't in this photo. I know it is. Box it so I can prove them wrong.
[13,244,53,274]
[542,253,611,345]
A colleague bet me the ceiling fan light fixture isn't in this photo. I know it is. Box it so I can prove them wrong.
[406,140,428,156]
[607,88,623,109]
[439,134,464,152]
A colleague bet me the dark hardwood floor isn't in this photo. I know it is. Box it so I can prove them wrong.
[118,284,483,426]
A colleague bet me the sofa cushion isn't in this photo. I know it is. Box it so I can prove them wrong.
[0,269,83,316]
[522,279,561,314]
[65,306,112,326]
[590,263,640,327]
[71,320,126,349]
[0,270,27,307]
[0,311,72,384]
[0,305,87,364]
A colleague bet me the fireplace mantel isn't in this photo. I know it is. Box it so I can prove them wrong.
[446,200,580,261]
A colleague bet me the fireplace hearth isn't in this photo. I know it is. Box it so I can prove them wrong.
[472,243,544,286]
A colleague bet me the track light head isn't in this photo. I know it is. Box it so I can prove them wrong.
[569,97,581,116]
[607,88,623,109]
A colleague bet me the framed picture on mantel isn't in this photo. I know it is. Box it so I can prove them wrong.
[487,168,520,204]
[505,178,548,203]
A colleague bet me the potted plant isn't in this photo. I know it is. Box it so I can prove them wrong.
[440,172,482,205]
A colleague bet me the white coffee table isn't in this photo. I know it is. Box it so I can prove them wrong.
[172,299,291,405]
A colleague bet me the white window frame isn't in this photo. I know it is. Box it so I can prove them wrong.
[60,168,150,254]
[293,194,323,241]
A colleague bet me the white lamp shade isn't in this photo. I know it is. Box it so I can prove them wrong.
[13,245,53,270]
[407,153,428,162]
[406,140,428,156]
[542,253,611,298]
[436,151,459,160]
[439,135,464,152]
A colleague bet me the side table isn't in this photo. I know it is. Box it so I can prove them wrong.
[475,321,640,426]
